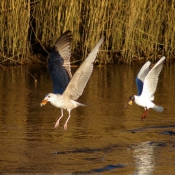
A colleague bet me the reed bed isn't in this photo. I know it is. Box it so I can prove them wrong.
[0,0,175,65]
[0,0,30,65]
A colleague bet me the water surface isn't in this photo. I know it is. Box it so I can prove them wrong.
[0,63,175,174]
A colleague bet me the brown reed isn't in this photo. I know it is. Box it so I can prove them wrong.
[0,0,30,65]
[0,0,175,65]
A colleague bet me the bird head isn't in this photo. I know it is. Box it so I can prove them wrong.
[40,93,55,107]
[128,95,135,105]
[125,95,135,108]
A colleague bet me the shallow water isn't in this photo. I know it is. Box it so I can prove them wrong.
[0,62,175,174]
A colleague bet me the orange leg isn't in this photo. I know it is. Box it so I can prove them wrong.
[141,109,149,120]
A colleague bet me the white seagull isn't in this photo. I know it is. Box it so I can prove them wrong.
[40,30,104,130]
[127,56,165,120]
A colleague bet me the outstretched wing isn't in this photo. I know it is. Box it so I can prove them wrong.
[141,56,165,100]
[63,37,104,100]
[136,61,151,95]
[48,30,72,94]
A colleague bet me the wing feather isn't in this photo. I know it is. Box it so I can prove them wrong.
[136,61,151,95]
[63,37,104,100]
[141,56,165,100]
[48,30,72,94]
[54,30,73,78]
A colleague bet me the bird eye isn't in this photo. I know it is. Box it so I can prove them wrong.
[48,95,50,98]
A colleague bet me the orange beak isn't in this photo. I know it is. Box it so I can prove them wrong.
[128,100,133,105]
[125,99,133,108]
[40,99,48,107]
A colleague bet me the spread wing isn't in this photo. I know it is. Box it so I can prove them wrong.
[141,56,165,100]
[136,61,151,95]
[48,30,72,94]
[63,37,104,100]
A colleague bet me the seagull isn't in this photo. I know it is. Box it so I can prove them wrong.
[40,30,104,130]
[127,56,165,120]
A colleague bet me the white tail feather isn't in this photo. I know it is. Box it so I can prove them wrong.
[153,105,164,112]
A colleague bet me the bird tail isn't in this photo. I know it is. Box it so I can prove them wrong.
[71,100,86,107]
[77,102,86,107]
[153,105,164,112]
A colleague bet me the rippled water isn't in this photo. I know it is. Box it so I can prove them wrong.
[0,62,175,174]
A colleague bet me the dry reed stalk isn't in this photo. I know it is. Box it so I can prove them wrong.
[0,0,175,65]
[0,0,30,65]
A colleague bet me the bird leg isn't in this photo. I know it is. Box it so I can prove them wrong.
[141,108,149,120]
[54,109,64,128]
[64,109,71,130]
